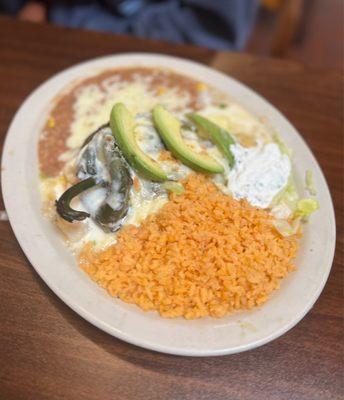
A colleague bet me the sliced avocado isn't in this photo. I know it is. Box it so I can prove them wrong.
[153,105,224,174]
[188,114,235,167]
[110,103,168,182]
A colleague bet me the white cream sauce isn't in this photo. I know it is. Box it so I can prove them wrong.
[68,81,191,149]
[135,113,164,159]
[125,179,168,226]
[80,187,107,216]
[224,143,291,208]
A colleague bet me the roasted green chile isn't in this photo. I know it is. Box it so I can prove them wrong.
[56,125,132,232]
[55,177,96,222]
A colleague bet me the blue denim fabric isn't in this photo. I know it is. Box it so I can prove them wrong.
[0,0,258,50]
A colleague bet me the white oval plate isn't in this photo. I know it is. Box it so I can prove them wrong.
[1,54,336,356]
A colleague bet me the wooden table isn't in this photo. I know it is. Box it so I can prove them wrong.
[0,16,342,400]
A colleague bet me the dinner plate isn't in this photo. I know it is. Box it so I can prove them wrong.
[1,54,336,356]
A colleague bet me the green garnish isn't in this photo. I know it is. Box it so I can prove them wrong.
[270,174,298,210]
[110,103,168,181]
[273,217,301,237]
[153,105,224,174]
[305,170,317,196]
[162,181,185,195]
[187,113,235,167]
[295,198,319,219]
[273,132,292,157]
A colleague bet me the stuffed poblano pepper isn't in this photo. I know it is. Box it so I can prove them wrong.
[56,125,132,232]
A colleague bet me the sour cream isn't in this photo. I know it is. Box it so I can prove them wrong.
[225,143,291,208]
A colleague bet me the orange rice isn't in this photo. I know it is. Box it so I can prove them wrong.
[157,149,177,162]
[79,174,299,319]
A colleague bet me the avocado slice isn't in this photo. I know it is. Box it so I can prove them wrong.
[188,114,235,167]
[110,103,168,182]
[153,105,224,174]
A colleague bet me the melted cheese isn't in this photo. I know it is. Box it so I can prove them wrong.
[68,82,191,149]
[198,104,271,145]
[126,189,168,226]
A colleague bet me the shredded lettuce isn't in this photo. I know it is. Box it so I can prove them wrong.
[273,132,292,157]
[272,187,318,235]
[162,181,185,195]
[270,133,296,211]
[270,203,293,219]
[296,198,319,218]
[270,174,299,211]
[269,137,319,230]
[273,217,301,237]
[305,170,317,196]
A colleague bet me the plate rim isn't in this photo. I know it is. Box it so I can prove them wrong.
[1,53,336,356]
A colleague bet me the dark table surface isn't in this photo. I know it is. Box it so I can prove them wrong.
[0,16,343,400]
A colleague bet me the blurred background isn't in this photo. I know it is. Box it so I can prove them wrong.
[0,0,342,69]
